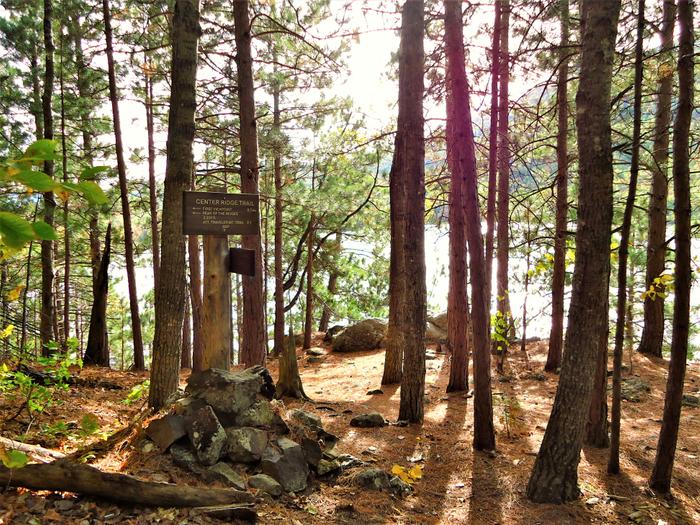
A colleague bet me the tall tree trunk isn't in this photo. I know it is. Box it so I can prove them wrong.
[84,224,111,367]
[318,271,338,332]
[181,285,192,369]
[59,29,70,350]
[148,0,201,410]
[145,60,160,292]
[637,0,675,358]
[233,0,266,367]
[103,0,145,370]
[188,220,204,371]
[545,0,570,372]
[484,0,501,319]
[649,0,693,493]
[445,0,470,393]
[40,0,56,355]
[494,0,511,364]
[609,0,645,473]
[276,324,308,399]
[272,78,285,356]
[526,0,621,503]
[586,306,610,448]
[396,0,426,424]
[303,214,315,350]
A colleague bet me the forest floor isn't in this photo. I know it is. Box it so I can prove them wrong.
[1,337,699,524]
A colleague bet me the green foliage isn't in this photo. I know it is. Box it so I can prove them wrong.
[0,448,28,469]
[123,380,150,405]
[491,310,511,354]
[641,273,673,301]
[493,393,524,438]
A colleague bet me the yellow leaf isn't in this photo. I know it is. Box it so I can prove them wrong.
[6,285,24,302]
[0,325,13,339]
[408,465,423,480]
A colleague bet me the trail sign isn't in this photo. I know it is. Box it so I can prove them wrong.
[182,191,260,236]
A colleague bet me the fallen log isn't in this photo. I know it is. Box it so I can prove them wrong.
[0,436,65,461]
[194,504,257,522]
[0,459,255,508]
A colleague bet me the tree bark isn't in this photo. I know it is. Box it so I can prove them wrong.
[40,0,56,355]
[188,228,204,371]
[637,0,675,358]
[145,61,160,292]
[84,224,111,367]
[586,307,610,448]
[272,72,285,357]
[148,0,201,410]
[444,0,470,393]
[303,214,315,350]
[494,0,511,363]
[59,30,70,350]
[394,0,426,424]
[103,0,145,370]
[318,234,339,333]
[276,323,308,400]
[545,0,570,372]
[484,0,501,320]
[0,460,254,508]
[526,0,620,503]
[181,284,192,369]
[649,0,693,493]
[609,0,645,473]
[233,0,266,367]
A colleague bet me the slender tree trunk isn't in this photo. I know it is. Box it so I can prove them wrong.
[103,0,145,370]
[59,29,70,350]
[484,0,501,315]
[396,0,426,424]
[181,285,192,369]
[188,222,204,371]
[318,271,337,333]
[445,0,470,393]
[233,0,266,367]
[545,0,570,372]
[649,0,693,493]
[40,0,56,355]
[637,0,676,358]
[526,0,621,503]
[494,0,511,363]
[30,47,43,140]
[609,0,645,473]
[272,80,285,356]
[520,215,532,355]
[84,224,111,367]
[148,0,201,410]
[303,214,315,350]
[145,60,160,292]
[276,318,308,400]
[586,306,610,448]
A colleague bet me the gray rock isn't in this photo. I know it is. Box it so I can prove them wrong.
[335,453,365,469]
[355,468,390,490]
[235,400,288,433]
[388,475,413,497]
[185,367,272,417]
[145,414,186,451]
[682,394,700,408]
[621,377,651,402]
[301,437,322,467]
[307,356,326,364]
[425,321,447,344]
[350,412,386,428]
[317,458,341,476]
[332,319,386,353]
[185,405,227,466]
[427,312,448,332]
[261,437,309,492]
[248,474,283,497]
[171,396,207,418]
[305,347,325,356]
[204,462,246,490]
[290,409,323,430]
[226,426,268,463]
[323,325,346,342]
[170,443,200,472]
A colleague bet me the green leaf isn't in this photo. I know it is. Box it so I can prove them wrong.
[23,139,57,163]
[32,221,58,240]
[80,413,100,436]
[80,166,110,181]
[13,170,58,192]
[0,212,35,248]
[1,449,28,469]
[75,181,108,205]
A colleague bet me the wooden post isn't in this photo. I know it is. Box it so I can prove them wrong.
[202,234,231,370]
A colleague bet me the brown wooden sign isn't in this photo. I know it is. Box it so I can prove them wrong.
[229,247,255,276]
[182,191,260,236]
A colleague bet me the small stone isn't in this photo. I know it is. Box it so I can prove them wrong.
[249,473,283,497]
[289,409,323,430]
[170,443,199,472]
[204,463,246,490]
[317,458,341,476]
[366,389,384,395]
[261,438,310,492]
[307,356,326,363]
[235,400,288,434]
[54,499,75,511]
[226,427,268,463]
[145,414,186,451]
[184,405,227,466]
[141,441,156,453]
[349,412,386,428]
[26,496,46,513]
[682,394,700,408]
[335,453,365,469]
[354,468,390,490]
[305,347,325,356]
[389,475,413,497]
[585,497,600,506]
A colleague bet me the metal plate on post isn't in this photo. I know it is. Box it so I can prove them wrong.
[229,247,255,276]
[182,191,260,235]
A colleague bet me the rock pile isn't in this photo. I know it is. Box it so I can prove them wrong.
[144,366,411,499]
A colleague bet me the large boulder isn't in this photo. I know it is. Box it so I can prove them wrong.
[427,312,448,332]
[184,405,227,466]
[235,400,288,434]
[323,325,346,343]
[261,438,310,492]
[226,427,268,463]
[332,319,386,353]
[621,377,651,402]
[350,412,386,428]
[185,367,275,418]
